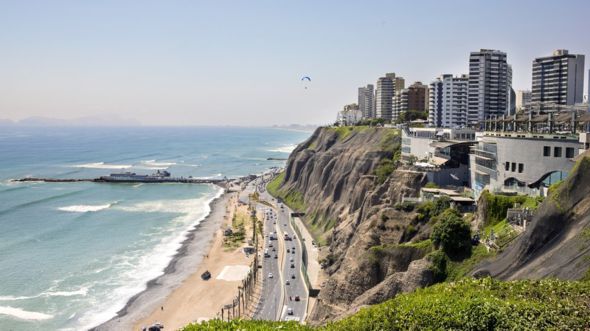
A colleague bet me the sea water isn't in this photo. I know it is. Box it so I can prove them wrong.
[0,126,309,330]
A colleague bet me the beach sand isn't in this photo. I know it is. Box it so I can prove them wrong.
[93,186,253,331]
[133,192,256,330]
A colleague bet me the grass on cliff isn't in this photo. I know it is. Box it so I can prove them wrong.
[480,190,543,227]
[182,278,590,331]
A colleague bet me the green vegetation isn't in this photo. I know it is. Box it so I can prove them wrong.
[182,278,590,331]
[414,196,451,223]
[223,209,247,249]
[480,190,542,227]
[393,109,428,124]
[393,201,415,212]
[357,118,386,126]
[427,250,448,282]
[424,181,439,188]
[431,208,472,258]
[266,172,284,197]
[379,129,400,154]
[374,158,396,184]
[446,244,495,281]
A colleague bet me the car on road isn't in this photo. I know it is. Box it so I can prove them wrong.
[272,248,276,252]
[274,255,278,259]
[291,274,296,279]
[290,263,295,268]
[295,295,300,301]
[286,280,290,285]
[289,257,294,262]
[287,248,290,253]
[268,273,273,278]
[287,307,293,315]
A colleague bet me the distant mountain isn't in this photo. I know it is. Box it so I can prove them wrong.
[4,115,141,127]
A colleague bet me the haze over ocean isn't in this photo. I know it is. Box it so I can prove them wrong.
[0,126,309,330]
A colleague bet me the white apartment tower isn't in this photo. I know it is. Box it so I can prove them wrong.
[467,49,511,125]
[531,50,585,108]
[375,73,396,121]
[357,84,375,119]
[429,74,469,128]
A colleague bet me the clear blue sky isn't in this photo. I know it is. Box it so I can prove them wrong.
[1,0,589,126]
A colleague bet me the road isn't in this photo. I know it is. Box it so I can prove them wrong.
[249,173,308,321]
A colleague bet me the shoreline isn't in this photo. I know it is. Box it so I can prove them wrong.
[91,186,232,331]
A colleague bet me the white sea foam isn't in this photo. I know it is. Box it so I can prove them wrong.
[0,287,88,301]
[71,162,132,170]
[268,144,297,153]
[141,160,177,167]
[58,203,113,213]
[0,306,53,321]
[76,187,224,330]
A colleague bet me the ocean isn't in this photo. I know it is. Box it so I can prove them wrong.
[0,126,309,330]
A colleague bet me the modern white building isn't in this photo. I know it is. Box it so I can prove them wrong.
[429,74,469,128]
[401,127,476,187]
[337,104,362,126]
[467,49,512,125]
[470,110,590,198]
[531,50,585,109]
[358,84,375,119]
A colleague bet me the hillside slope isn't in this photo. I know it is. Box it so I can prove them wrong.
[475,154,590,280]
[269,127,435,322]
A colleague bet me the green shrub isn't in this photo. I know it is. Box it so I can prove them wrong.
[431,209,472,258]
[393,201,415,212]
[182,278,590,331]
[375,159,395,184]
[427,250,448,282]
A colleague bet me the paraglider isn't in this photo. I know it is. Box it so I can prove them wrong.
[301,76,311,89]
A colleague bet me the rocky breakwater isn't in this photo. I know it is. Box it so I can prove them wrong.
[269,126,436,322]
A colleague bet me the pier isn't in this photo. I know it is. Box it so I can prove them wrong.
[14,177,232,185]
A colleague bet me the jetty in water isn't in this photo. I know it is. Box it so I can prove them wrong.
[13,170,252,185]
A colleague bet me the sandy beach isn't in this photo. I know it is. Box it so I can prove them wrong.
[93,181,258,331]
[134,191,257,330]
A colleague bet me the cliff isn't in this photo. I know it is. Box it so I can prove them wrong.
[268,127,435,322]
[474,153,590,280]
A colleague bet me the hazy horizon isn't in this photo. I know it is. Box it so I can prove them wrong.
[1,0,589,126]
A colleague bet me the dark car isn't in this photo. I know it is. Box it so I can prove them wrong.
[274,255,278,259]
[291,274,296,279]
[290,263,295,268]
[294,295,300,301]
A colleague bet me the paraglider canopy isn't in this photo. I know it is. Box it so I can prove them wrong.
[301,76,311,89]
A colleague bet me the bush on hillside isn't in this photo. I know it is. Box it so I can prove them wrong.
[431,209,472,258]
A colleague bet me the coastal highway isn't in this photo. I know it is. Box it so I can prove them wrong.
[248,173,308,322]
[253,206,283,320]
[255,174,307,321]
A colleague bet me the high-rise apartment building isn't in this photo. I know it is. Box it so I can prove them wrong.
[375,73,395,121]
[515,90,532,112]
[358,84,375,119]
[429,74,469,128]
[531,50,585,108]
[393,82,429,121]
[467,49,511,124]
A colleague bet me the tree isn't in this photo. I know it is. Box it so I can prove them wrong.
[431,209,472,258]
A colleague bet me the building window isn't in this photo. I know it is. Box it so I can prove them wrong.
[505,162,510,171]
[543,146,550,156]
[554,147,562,157]
[511,162,516,172]
[566,147,575,158]
[518,163,524,173]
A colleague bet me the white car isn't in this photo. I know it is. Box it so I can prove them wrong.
[287,307,294,315]
[268,273,273,278]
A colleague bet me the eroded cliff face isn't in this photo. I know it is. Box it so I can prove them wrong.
[474,154,590,281]
[274,127,434,322]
